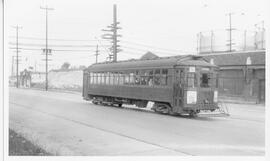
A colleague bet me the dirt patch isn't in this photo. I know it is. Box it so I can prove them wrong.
[9,129,52,156]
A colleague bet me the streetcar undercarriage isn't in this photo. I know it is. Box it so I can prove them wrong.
[86,95,229,117]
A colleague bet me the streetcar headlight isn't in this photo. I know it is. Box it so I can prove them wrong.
[214,90,218,102]
[187,91,197,104]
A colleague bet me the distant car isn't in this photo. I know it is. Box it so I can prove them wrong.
[82,55,221,117]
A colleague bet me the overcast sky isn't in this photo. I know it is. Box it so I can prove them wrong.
[6,0,268,73]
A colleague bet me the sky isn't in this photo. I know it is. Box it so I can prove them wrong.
[5,0,268,74]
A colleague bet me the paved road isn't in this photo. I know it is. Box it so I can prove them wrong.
[9,88,265,155]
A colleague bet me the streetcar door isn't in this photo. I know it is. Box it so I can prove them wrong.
[173,69,184,110]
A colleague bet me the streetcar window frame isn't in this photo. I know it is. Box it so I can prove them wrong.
[89,68,171,87]
[187,72,196,88]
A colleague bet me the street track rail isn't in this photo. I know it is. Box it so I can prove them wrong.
[88,101,264,123]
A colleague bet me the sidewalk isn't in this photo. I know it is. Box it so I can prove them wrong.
[219,95,262,105]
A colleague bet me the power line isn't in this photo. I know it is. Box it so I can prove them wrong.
[51,54,96,58]
[9,42,110,48]
[10,47,107,53]
[121,46,179,56]
[121,40,195,54]
[95,37,112,60]
[9,36,108,42]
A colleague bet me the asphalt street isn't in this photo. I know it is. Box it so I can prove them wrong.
[9,88,265,155]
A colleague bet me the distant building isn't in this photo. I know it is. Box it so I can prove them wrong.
[31,72,46,84]
[202,50,265,103]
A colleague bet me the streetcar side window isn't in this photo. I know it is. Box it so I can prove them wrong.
[89,73,91,84]
[91,73,94,84]
[114,72,119,85]
[154,69,161,85]
[160,69,168,86]
[96,73,100,84]
[89,73,92,84]
[106,72,110,85]
[135,70,140,85]
[92,73,96,84]
[149,70,153,86]
[129,72,135,85]
[102,73,105,84]
[119,72,124,85]
[109,72,114,85]
[140,70,147,85]
[124,71,130,85]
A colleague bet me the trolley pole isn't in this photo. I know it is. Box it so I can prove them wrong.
[12,25,22,88]
[40,5,54,91]
[113,4,117,62]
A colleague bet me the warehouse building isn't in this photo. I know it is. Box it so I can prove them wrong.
[202,50,265,103]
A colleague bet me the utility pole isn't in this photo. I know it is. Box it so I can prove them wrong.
[11,56,19,76]
[261,21,264,49]
[256,21,265,49]
[112,4,117,62]
[102,4,122,62]
[35,60,37,72]
[12,25,22,88]
[11,56,15,76]
[226,12,235,52]
[40,5,54,91]
[95,45,99,63]
[210,30,214,52]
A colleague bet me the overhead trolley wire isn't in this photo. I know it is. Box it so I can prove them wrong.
[121,40,196,54]
[121,45,180,56]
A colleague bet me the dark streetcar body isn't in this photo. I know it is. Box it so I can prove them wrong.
[82,55,220,116]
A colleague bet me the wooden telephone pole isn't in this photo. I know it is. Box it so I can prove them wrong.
[102,4,122,62]
[11,25,22,88]
[40,5,54,91]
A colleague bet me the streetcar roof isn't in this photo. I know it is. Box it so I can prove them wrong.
[87,55,216,72]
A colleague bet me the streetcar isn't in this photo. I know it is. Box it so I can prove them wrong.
[82,55,228,117]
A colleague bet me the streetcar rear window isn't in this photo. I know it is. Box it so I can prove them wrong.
[200,73,210,87]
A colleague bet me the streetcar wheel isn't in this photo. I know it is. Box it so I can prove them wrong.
[118,104,122,107]
[189,111,198,117]
[168,108,177,116]
[92,100,98,105]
